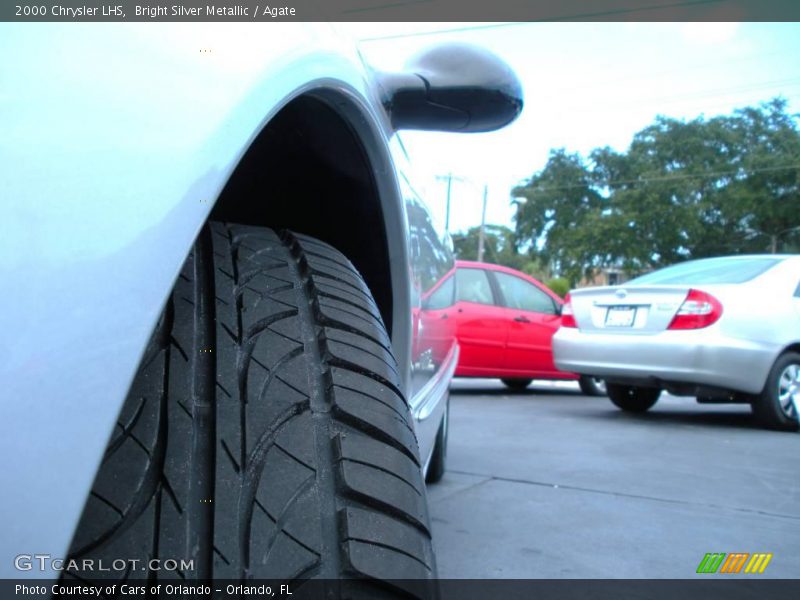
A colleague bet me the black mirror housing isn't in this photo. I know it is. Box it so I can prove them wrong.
[377,43,523,132]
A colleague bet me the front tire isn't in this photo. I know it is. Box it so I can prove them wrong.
[579,376,607,397]
[501,378,533,390]
[65,224,437,593]
[751,352,800,431]
[607,383,660,413]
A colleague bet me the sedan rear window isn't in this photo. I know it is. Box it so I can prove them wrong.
[629,256,781,285]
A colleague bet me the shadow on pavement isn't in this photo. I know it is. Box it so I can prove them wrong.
[565,404,761,431]
[450,385,582,397]
[450,381,771,431]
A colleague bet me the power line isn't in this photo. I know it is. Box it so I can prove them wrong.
[359,22,523,42]
[547,92,800,129]
[557,50,788,94]
[588,77,800,109]
[549,89,800,125]
[516,163,800,195]
[358,0,725,42]
[577,92,800,119]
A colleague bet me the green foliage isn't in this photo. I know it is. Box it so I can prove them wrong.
[452,224,532,271]
[513,97,800,281]
[520,258,551,280]
[545,277,570,298]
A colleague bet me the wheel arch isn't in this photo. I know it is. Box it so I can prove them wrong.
[210,86,412,386]
[779,342,800,357]
[757,342,800,393]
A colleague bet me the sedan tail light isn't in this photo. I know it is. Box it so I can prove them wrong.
[667,289,723,330]
[560,293,577,328]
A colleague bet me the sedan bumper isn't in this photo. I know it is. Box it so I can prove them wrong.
[552,327,777,395]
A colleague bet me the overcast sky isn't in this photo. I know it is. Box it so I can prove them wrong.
[345,22,800,235]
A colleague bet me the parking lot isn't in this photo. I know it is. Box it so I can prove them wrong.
[427,379,800,578]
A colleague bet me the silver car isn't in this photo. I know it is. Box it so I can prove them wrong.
[553,255,800,430]
[0,25,522,588]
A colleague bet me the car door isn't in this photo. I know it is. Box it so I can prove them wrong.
[401,175,457,464]
[418,269,457,368]
[491,270,563,376]
[453,267,508,375]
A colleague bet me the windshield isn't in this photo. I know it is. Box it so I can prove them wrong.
[628,256,782,285]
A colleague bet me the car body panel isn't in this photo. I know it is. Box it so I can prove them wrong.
[794,282,800,318]
[567,285,689,334]
[413,266,457,371]
[0,24,457,577]
[451,261,578,380]
[503,306,565,376]
[453,300,509,374]
[554,326,778,393]
[553,255,800,395]
[401,169,457,463]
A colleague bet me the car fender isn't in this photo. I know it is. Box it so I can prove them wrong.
[0,24,413,576]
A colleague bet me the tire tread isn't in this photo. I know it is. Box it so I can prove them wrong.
[65,223,436,595]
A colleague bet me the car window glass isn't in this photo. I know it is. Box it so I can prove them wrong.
[629,257,781,285]
[456,268,494,305]
[795,280,800,298]
[425,275,455,310]
[494,271,557,314]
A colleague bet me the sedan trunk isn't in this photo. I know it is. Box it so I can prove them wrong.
[568,285,691,334]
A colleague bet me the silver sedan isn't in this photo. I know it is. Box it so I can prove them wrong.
[553,255,800,430]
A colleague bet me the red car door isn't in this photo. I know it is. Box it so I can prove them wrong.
[490,270,564,377]
[453,267,508,376]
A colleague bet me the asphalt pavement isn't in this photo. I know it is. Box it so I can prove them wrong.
[427,379,800,578]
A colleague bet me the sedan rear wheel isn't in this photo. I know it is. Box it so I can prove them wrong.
[501,378,533,391]
[751,352,800,431]
[606,383,660,413]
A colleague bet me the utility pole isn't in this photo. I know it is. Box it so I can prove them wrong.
[477,184,488,262]
[445,173,452,233]
[436,172,463,234]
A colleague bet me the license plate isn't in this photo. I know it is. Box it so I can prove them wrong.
[605,306,636,327]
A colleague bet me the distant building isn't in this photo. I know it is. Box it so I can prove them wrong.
[576,268,629,288]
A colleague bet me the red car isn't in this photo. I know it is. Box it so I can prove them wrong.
[418,260,606,395]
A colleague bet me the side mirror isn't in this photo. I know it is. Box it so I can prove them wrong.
[377,43,523,132]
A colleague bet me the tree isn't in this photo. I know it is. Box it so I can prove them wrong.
[451,224,532,271]
[512,149,618,283]
[513,97,800,280]
[719,99,800,252]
